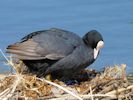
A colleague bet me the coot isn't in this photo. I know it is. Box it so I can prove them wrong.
[6,28,104,80]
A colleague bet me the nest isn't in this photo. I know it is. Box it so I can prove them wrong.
[0,50,133,100]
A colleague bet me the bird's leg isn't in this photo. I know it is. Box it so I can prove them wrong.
[45,74,52,81]
[36,67,53,81]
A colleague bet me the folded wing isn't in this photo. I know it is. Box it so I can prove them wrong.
[6,28,82,60]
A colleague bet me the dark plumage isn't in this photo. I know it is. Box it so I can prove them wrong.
[6,28,104,80]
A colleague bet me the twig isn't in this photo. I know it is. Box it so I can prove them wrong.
[47,93,116,100]
[0,74,7,79]
[106,85,133,95]
[0,88,11,99]
[81,94,126,99]
[121,64,127,81]
[37,78,83,100]
[89,86,94,100]
[80,94,115,98]
[0,49,16,72]
[39,95,56,99]
[1,74,22,100]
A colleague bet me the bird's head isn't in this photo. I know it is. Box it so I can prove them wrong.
[83,30,104,59]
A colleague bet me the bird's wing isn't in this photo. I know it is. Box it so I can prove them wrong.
[6,39,66,60]
[45,45,95,75]
[6,28,81,60]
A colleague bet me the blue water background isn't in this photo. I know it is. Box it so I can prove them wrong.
[0,0,133,73]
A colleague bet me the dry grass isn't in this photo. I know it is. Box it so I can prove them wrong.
[0,49,133,100]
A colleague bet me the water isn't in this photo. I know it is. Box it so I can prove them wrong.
[0,0,133,73]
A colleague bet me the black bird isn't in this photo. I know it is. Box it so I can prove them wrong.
[6,28,104,80]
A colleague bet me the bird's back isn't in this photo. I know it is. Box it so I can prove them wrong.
[31,28,84,56]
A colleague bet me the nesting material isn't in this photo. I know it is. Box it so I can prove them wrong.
[0,61,133,100]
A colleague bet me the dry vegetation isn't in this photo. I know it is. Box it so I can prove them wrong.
[0,50,133,100]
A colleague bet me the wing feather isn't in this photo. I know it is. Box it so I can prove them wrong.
[6,39,42,59]
[6,28,82,60]
[6,39,65,60]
